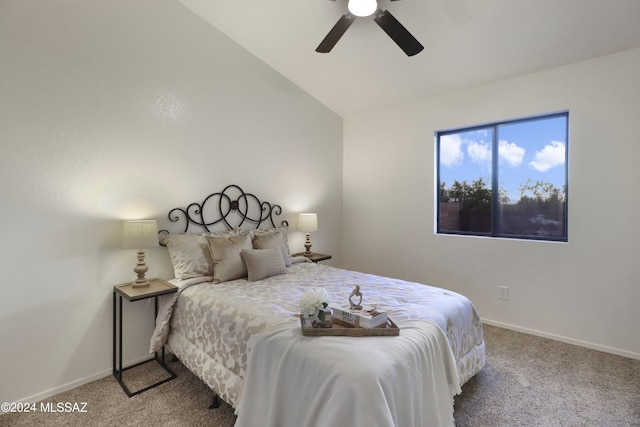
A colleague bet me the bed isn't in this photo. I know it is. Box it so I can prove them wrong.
[150,185,485,427]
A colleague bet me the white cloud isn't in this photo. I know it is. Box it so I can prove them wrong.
[498,139,525,167]
[467,140,491,166]
[440,134,464,167]
[529,141,565,172]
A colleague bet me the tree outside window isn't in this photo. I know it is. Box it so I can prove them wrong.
[437,112,568,241]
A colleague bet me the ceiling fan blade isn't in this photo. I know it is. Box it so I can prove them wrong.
[316,14,356,53]
[373,9,424,56]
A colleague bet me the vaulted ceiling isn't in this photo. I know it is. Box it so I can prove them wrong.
[178,0,640,117]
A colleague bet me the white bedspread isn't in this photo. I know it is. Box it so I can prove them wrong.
[235,320,461,427]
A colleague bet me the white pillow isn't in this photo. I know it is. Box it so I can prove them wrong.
[163,234,214,280]
[251,229,291,267]
[241,248,287,282]
[206,232,252,283]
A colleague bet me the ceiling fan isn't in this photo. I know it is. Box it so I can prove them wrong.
[316,0,424,56]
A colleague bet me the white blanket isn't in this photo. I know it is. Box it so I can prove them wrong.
[235,320,461,427]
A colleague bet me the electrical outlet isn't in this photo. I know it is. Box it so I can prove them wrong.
[498,286,509,300]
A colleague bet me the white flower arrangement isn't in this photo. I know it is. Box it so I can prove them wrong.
[299,287,329,317]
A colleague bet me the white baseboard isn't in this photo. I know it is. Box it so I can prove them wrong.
[13,354,153,405]
[482,318,640,361]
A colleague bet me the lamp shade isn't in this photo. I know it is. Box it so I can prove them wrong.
[122,220,159,249]
[298,213,318,232]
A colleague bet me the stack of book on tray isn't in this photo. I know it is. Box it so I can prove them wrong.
[331,304,388,328]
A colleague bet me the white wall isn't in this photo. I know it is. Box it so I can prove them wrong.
[343,48,640,359]
[0,0,342,403]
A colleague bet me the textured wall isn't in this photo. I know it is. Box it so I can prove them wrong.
[0,0,342,403]
[343,48,640,359]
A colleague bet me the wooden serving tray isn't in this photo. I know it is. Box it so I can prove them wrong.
[301,317,399,337]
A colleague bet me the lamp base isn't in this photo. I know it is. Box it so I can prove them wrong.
[132,279,151,288]
[304,233,312,256]
[132,249,150,288]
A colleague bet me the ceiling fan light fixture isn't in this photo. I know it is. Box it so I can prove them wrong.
[316,0,423,56]
[347,0,377,17]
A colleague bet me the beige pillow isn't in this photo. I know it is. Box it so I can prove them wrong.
[163,234,214,280]
[200,229,243,237]
[241,248,287,282]
[252,227,291,256]
[251,230,291,267]
[206,232,252,283]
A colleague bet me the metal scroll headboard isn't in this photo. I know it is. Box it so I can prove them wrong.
[158,184,288,242]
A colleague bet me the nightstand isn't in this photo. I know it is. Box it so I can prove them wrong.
[113,278,178,397]
[293,252,332,263]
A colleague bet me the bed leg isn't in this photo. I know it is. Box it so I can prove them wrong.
[209,395,220,409]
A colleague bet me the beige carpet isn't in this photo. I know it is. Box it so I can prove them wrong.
[2,324,639,426]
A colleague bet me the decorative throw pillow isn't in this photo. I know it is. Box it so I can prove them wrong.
[163,234,214,280]
[206,232,252,283]
[241,248,287,282]
[251,230,291,267]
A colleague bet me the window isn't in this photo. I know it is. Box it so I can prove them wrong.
[436,112,568,241]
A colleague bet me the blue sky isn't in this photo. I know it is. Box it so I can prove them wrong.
[439,115,567,203]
